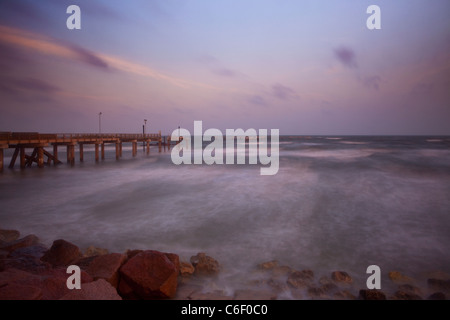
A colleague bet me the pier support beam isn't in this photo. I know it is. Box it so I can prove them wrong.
[9,148,19,169]
[20,147,26,169]
[95,142,100,162]
[79,143,84,162]
[119,142,122,157]
[115,141,120,160]
[132,140,137,157]
[146,139,150,155]
[67,144,75,166]
[101,143,105,160]
[37,147,44,168]
[53,144,59,165]
[0,145,6,172]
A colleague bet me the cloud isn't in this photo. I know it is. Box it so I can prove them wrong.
[334,47,358,68]
[68,44,110,70]
[12,77,61,94]
[359,75,382,90]
[248,95,267,106]
[272,83,297,101]
[0,25,220,91]
[212,68,237,78]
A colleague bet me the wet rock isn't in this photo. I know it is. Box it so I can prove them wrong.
[388,271,413,284]
[307,287,329,299]
[272,265,293,278]
[9,244,48,259]
[321,282,339,293]
[60,279,122,300]
[358,289,386,300]
[179,261,195,276]
[427,292,446,300]
[0,268,37,286]
[125,249,143,260]
[397,284,422,296]
[331,271,352,284]
[427,279,450,292]
[190,253,220,276]
[173,283,203,300]
[0,229,20,243]
[287,270,314,289]
[257,260,279,270]
[333,290,356,300]
[119,250,179,299]
[86,253,127,288]
[392,290,422,300]
[0,283,42,300]
[0,254,50,273]
[84,245,109,257]
[0,234,39,252]
[41,239,82,267]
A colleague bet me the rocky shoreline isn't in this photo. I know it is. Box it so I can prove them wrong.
[1,229,449,300]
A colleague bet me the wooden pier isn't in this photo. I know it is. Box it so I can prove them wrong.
[0,132,178,171]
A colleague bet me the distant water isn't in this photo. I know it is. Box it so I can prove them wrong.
[1,136,450,294]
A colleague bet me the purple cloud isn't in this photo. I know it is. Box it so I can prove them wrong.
[68,44,110,70]
[359,75,382,90]
[212,68,237,78]
[12,77,61,93]
[334,47,358,68]
[248,95,267,106]
[272,83,297,101]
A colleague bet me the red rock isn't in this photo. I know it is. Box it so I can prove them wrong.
[84,245,109,257]
[9,244,48,259]
[0,254,50,273]
[0,268,37,286]
[179,261,195,276]
[0,283,42,300]
[40,239,82,267]
[119,250,179,299]
[359,289,386,300]
[257,260,279,270]
[287,270,314,288]
[60,279,122,300]
[0,234,39,252]
[118,277,140,300]
[331,271,353,283]
[427,292,446,300]
[392,290,422,300]
[190,253,220,276]
[0,229,20,242]
[388,271,413,284]
[86,253,127,288]
[427,278,450,292]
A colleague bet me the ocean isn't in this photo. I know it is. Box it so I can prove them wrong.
[1,135,450,296]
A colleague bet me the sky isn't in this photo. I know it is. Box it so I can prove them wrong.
[0,0,449,135]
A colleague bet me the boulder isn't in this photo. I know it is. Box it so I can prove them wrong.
[331,271,352,284]
[179,261,195,276]
[40,239,82,267]
[0,234,39,252]
[233,289,276,300]
[427,292,446,300]
[9,244,48,259]
[307,287,329,299]
[119,250,179,299]
[287,270,314,289]
[257,260,279,271]
[333,290,356,300]
[86,253,127,288]
[190,253,220,276]
[427,278,450,292]
[392,290,422,300]
[388,271,413,284]
[0,283,42,300]
[359,289,386,300]
[60,279,122,300]
[84,245,109,257]
[0,229,20,243]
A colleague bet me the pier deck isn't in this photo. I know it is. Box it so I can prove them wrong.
[0,132,177,171]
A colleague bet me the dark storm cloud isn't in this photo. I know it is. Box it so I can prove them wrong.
[272,83,297,101]
[68,44,110,70]
[334,47,358,68]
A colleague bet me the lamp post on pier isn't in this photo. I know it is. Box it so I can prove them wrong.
[98,112,102,134]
